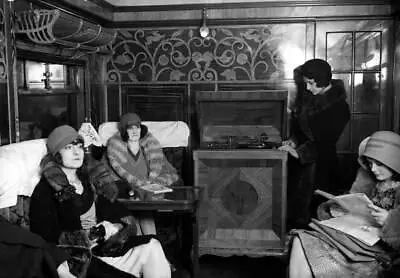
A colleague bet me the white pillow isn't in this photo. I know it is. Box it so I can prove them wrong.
[98,121,190,148]
[0,156,20,209]
[0,139,47,208]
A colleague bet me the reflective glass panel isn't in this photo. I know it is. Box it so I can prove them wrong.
[26,61,46,89]
[353,73,380,113]
[351,115,379,152]
[326,32,352,71]
[332,73,352,107]
[355,32,381,71]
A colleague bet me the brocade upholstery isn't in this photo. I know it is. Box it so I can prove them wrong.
[0,196,30,230]
[162,147,185,178]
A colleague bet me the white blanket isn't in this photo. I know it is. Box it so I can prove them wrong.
[0,139,47,208]
[98,121,190,148]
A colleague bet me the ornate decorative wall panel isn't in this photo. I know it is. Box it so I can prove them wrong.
[106,24,307,83]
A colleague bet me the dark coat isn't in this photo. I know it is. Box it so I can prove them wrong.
[0,215,67,278]
[287,79,350,228]
[29,159,141,278]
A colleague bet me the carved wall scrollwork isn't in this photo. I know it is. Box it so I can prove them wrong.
[107,24,307,83]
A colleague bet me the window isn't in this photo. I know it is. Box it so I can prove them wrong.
[16,59,83,141]
[326,31,383,152]
[18,60,69,90]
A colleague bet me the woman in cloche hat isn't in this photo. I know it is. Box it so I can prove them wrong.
[289,130,400,278]
[106,113,180,234]
[29,125,171,278]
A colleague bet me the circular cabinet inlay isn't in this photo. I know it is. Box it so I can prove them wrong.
[220,180,258,216]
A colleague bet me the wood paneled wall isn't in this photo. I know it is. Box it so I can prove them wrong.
[104,17,393,153]
[0,1,17,145]
[101,9,396,190]
[394,16,400,133]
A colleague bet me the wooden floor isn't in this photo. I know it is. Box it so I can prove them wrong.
[170,251,288,278]
[198,255,288,278]
[158,215,289,278]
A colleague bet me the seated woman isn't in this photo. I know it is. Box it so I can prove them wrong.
[106,113,180,234]
[29,125,171,278]
[289,130,400,278]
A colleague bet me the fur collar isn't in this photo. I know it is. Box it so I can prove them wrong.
[41,155,91,202]
[304,79,347,116]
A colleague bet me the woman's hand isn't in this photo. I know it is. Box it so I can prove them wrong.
[317,200,335,220]
[97,221,123,240]
[57,261,77,278]
[368,204,389,226]
[281,139,296,148]
[278,144,299,159]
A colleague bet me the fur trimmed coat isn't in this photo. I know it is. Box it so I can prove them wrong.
[107,131,179,189]
[290,79,350,191]
[287,79,350,228]
[29,158,144,278]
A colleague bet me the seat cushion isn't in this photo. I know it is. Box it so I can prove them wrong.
[0,196,31,230]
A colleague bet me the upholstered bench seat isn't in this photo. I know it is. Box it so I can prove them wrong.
[0,121,190,231]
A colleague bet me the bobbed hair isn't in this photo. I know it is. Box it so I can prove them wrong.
[302,59,332,87]
[52,137,88,172]
[119,124,148,142]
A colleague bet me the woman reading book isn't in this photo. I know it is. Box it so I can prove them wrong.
[106,113,179,234]
[289,130,400,278]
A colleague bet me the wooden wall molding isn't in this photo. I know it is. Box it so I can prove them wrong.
[112,0,393,12]
[25,0,395,27]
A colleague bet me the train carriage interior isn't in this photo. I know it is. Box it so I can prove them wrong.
[1,0,400,277]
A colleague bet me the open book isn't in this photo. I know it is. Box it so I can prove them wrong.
[314,190,381,246]
[140,183,173,194]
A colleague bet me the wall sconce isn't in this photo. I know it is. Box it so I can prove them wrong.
[199,8,210,38]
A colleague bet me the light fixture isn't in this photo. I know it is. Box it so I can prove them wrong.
[199,8,210,38]
[14,9,116,58]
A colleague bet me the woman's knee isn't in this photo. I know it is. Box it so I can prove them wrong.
[143,239,171,278]
[148,239,167,259]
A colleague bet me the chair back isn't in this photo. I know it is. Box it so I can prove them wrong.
[98,121,190,148]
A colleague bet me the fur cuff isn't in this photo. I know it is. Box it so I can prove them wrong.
[382,207,400,250]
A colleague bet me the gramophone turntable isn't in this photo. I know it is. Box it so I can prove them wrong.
[205,134,281,150]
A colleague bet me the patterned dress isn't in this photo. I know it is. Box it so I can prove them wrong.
[371,181,400,210]
[292,179,399,277]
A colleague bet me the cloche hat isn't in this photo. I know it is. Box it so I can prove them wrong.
[119,113,141,129]
[47,125,82,155]
[362,131,400,174]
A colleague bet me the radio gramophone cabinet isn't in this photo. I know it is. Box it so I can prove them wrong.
[194,90,288,257]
